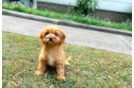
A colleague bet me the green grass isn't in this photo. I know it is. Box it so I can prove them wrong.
[2,31,132,88]
[2,3,132,31]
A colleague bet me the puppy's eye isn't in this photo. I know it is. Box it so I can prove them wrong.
[46,32,49,35]
[55,33,58,36]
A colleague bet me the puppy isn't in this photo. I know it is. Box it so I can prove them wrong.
[35,26,68,80]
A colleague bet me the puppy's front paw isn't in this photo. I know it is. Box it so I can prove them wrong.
[35,70,44,76]
[57,76,66,80]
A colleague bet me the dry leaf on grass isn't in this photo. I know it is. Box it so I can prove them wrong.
[107,75,113,81]
[114,71,119,75]
[65,60,70,66]
[105,71,108,74]
[67,56,71,61]
[111,65,117,69]
[88,61,91,63]
[75,75,78,78]
[30,61,35,63]
[77,69,80,73]
[120,64,125,68]
[95,61,99,64]
[75,58,79,61]
[65,56,71,66]
[50,85,54,88]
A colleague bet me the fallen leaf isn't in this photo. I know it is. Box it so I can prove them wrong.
[30,61,35,63]
[77,69,80,73]
[75,58,79,61]
[29,67,31,70]
[75,75,78,78]
[50,85,54,88]
[12,80,15,82]
[120,64,125,68]
[107,75,113,81]
[114,72,119,75]
[88,61,91,63]
[12,80,18,87]
[111,65,117,69]
[67,56,71,61]
[95,61,99,64]
[65,60,70,66]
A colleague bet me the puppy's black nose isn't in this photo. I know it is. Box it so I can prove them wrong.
[49,37,53,41]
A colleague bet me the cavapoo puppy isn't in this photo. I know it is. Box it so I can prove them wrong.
[35,26,69,80]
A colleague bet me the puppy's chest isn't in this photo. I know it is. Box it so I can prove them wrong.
[47,56,54,66]
[47,52,58,66]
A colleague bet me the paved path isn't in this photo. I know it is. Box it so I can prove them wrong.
[2,15,132,55]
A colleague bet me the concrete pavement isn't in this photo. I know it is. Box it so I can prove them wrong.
[2,15,132,55]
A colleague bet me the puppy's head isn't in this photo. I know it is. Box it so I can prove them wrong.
[39,26,66,47]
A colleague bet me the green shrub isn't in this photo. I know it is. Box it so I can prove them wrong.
[75,0,99,15]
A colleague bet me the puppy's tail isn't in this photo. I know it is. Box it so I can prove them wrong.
[65,56,71,66]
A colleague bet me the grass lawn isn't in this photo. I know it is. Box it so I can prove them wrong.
[2,3,132,31]
[2,31,132,88]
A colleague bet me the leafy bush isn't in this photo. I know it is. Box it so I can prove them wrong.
[75,0,99,15]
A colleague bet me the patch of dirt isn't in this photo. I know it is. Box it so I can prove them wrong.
[2,58,11,63]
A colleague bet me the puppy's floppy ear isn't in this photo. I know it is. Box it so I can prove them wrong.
[39,30,44,43]
[60,31,66,44]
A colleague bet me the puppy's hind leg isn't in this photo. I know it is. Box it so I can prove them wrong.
[35,57,47,76]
